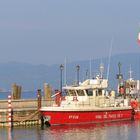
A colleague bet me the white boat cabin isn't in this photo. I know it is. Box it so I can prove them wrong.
[58,77,119,108]
[63,78,108,97]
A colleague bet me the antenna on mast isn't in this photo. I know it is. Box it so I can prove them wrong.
[107,38,113,80]
[100,62,104,78]
[64,58,67,86]
[129,65,133,81]
[89,59,92,79]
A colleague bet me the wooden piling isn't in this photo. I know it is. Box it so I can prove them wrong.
[12,83,22,99]
[37,89,42,120]
[44,83,51,100]
[37,89,42,110]
[17,85,22,99]
[0,90,55,127]
[12,83,17,99]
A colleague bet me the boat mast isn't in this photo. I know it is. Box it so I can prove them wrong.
[89,58,94,79]
[89,59,92,79]
[64,58,67,86]
[76,65,80,85]
[128,65,133,81]
[107,38,113,80]
[60,64,64,93]
[100,62,104,79]
[86,69,88,79]
[116,62,123,81]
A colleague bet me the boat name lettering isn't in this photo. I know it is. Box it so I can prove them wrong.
[96,114,122,119]
[69,115,79,119]
[103,115,107,118]
[108,114,116,118]
[96,115,102,119]
[117,114,123,118]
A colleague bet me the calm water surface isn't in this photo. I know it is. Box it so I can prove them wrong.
[0,120,140,140]
[0,92,140,140]
[0,91,38,99]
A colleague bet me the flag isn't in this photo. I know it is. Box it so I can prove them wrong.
[138,29,140,43]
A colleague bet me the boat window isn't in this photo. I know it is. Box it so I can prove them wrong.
[98,89,102,96]
[64,89,70,96]
[69,90,76,96]
[96,90,98,96]
[86,89,93,96]
[76,90,85,96]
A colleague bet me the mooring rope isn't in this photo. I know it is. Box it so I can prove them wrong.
[13,110,40,122]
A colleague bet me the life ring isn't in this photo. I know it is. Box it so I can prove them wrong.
[130,101,139,109]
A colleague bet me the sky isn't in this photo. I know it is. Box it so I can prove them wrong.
[0,0,140,65]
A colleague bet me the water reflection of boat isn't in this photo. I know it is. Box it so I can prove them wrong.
[40,64,133,126]
[49,120,134,131]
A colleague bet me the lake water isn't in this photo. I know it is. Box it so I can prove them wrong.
[0,92,140,140]
[0,91,38,100]
[0,120,140,140]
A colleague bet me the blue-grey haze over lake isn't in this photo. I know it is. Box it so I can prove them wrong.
[0,53,139,92]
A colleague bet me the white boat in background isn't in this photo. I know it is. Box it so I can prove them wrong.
[116,64,140,119]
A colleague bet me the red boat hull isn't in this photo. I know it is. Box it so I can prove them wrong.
[41,109,133,125]
[134,110,140,120]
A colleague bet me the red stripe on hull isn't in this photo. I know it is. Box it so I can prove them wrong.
[41,109,132,125]
[134,111,140,120]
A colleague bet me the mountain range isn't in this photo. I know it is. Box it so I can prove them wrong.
[0,53,140,92]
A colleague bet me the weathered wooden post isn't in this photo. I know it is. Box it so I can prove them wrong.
[44,83,51,100]
[37,89,42,111]
[37,89,42,126]
[12,83,17,99]
[12,83,22,99]
[17,85,22,99]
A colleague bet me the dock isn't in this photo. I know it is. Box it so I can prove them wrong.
[0,98,54,127]
[0,84,54,127]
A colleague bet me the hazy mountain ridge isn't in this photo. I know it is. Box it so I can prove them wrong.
[0,53,139,91]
